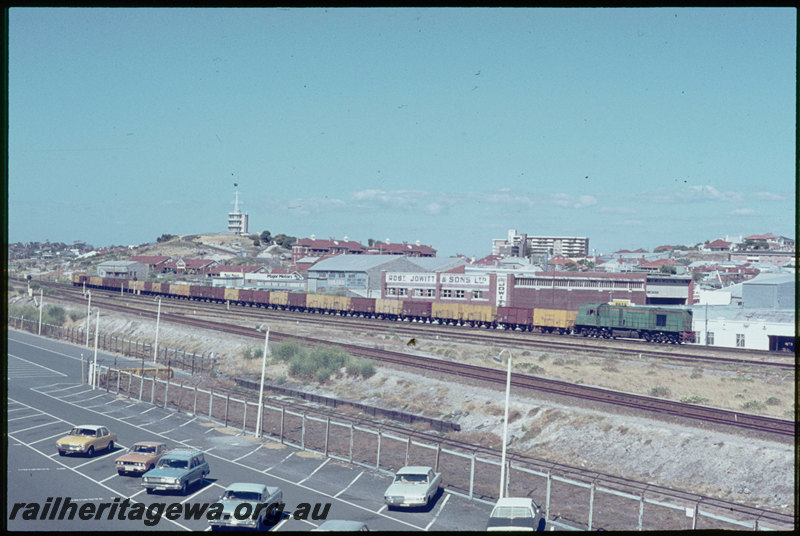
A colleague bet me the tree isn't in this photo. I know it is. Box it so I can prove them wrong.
[157,234,176,243]
[260,230,272,244]
[659,265,677,274]
[367,238,376,247]
[273,234,297,249]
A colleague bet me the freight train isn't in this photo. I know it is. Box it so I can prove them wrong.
[72,274,695,344]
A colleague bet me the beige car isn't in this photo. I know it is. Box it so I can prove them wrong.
[56,425,116,457]
[115,442,169,475]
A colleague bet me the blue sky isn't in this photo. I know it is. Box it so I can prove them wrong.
[8,7,796,257]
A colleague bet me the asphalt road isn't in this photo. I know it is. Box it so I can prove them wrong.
[6,330,495,531]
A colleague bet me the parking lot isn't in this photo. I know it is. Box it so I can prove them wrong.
[7,331,494,531]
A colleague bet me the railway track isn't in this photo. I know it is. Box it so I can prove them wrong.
[35,281,795,371]
[34,283,795,438]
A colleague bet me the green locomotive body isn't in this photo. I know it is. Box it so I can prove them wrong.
[574,303,694,344]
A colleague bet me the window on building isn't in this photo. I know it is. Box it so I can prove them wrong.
[736,334,745,348]
[473,290,483,299]
[706,332,714,345]
[441,289,452,298]
[397,288,407,296]
[455,290,465,299]
[424,288,435,297]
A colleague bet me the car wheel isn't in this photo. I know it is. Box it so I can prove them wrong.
[147,464,154,472]
[107,441,114,451]
[86,446,94,457]
[180,481,187,495]
[117,471,125,476]
[58,450,65,456]
[146,488,153,495]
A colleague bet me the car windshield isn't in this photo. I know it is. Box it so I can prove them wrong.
[395,474,427,484]
[223,491,261,501]
[71,428,96,437]
[132,445,156,454]
[158,458,188,469]
[491,506,533,519]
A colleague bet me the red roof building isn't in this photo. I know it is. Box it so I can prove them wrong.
[206,265,265,276]
[636,258,686,273]
[129,255,172,271]
[704,239,732,251]
[366,241,436,257]
[291,238,366,263]
[162,258,217,275]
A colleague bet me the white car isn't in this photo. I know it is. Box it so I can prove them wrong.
[486,497,544,531]
[384,466,442,509]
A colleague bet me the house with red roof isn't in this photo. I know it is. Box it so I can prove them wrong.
[291,237,366,263]
[206,265,266,278]
[129,255,172,272]
[635,258,686,274]
[703,239,732,252]
[162,258,217,275]
[366,241,436,257]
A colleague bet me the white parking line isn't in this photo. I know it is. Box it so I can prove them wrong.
[7,426,191,531]
[99,473,119,483]
[425,492,451,531]
[233,444,261,463]
[31,431,73,445]
[9,354,68,376]
[298,458,330,485]
[178,417,198,427]
[12,421,62,434]
[263,451,294,473]
[8,413,41,422]
[39,384,85,394]
[12,393,425,531]
[334,471,363,498]
[73,453,117,469]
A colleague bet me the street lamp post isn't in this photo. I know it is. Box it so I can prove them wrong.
[85,291,92,347]
[255,324,270,437]
[91,309,100,390]
[493,348,513,499]
[38,288,43,335]
[153,297,162,363]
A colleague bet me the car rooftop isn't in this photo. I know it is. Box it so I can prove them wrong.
[224,483,266,493]
[72,425,103,430]
[131,441,166,446]
[161,449,201,459]
[396,466,431,474]
[493,497,534,507]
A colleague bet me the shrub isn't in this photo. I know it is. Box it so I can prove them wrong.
[741,400,764,410]
[680,395,709,404]
[650,386,671,397]
[273,340,304,362]
[552,358,565,366]
[359,361,376,379]
[690,367,703,379]
[765,397,781,406]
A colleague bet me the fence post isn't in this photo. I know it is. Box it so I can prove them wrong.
[301,413,306,451]
[545,473,551,524]
[224,394,230,427]
[139,374,144,401]
[692,502,699,530]
[405,436,411,467]
[638,493,644,531]
[193,386,198,416]
[242,402,247,433]
[127,371,132,398]
[434,443,441,473]
[349,423,354,464]
[588,481,595,531]
[469,453,475,500]
[151,377,156,404]
[376,431,381,470]
[279,407,285,443]
[324,417,330,457]
[209,392,213,418]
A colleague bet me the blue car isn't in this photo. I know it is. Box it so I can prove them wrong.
[141,449,209,495]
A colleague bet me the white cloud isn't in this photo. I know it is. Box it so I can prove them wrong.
[730,208,757,216]
[636,185,742,203]
[753,191,784,201]
[551,193,597,209]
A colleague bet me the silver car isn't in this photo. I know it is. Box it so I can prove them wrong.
[384,466,442,509]
[209,483,283,530]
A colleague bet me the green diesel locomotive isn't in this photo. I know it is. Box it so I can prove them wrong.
[574,303,695,344]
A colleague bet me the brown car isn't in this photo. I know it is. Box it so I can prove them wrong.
[115,442,169,475]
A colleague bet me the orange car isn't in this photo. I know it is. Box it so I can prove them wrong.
[115,442,169,475]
